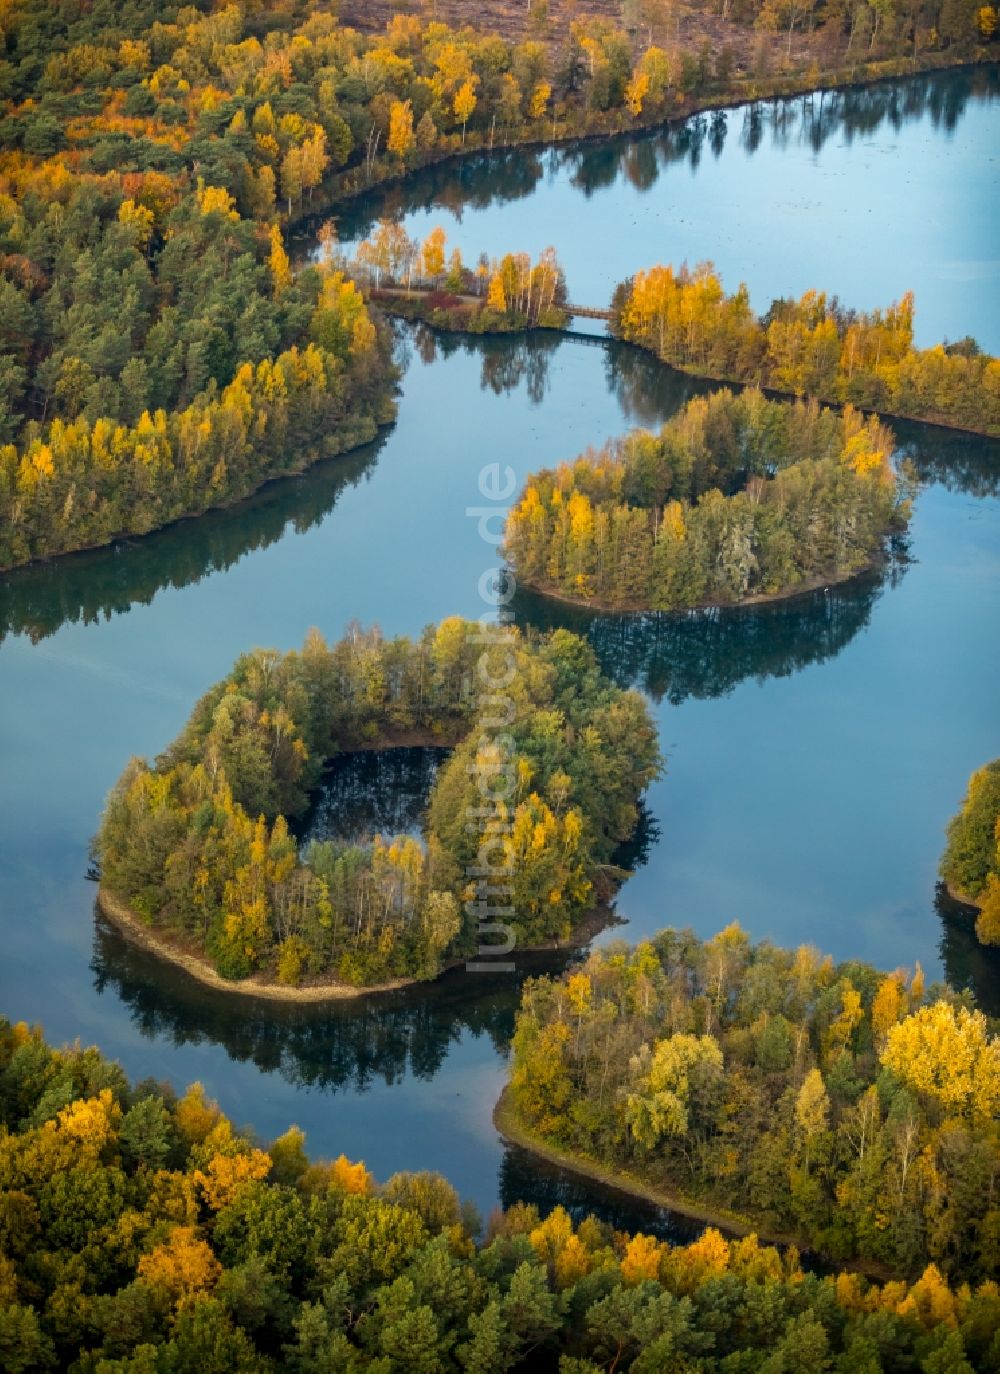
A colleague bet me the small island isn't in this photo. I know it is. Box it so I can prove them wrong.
[941,758,1000,944]
[352,222,570,334]
[504,924,1000,1281]
[94,620,659,993]
[504,388,909,611]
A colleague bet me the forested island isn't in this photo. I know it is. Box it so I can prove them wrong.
[94,621,659,990]
[505,925,1000,1282]
[610,264,1000,435]
[941,759,1000,945]
[354,224,570,333]
[5,1015,1000,1373]
[505,388,908,610]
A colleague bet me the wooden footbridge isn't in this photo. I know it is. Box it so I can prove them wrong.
[565,303,612,321]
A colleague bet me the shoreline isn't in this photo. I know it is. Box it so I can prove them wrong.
[0,406,396,577]
[299,54,994,238]
[492,1085,893,1280]
[512,556,888,617]
[96,888,415,1001]
[96,885,616,1005]
[607,335,1000,440]
[389,298,999,441]
[946,881,985,911]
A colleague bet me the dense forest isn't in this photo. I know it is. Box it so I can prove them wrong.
[3,1016,1000,1374]
[508,926,1000,1282]
[355,223,570,332]
[941,759,1000,945]
[504,388,908,610]
[94,620,659,987]
[1,4,425,568]
[610,264,1000,434]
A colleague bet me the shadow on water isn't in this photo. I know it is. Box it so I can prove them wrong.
[498,1145,708,1244]
[0,331,699,648]
[513,566,900,706]
[937,884,1000,1018]
[0,435,387,648]
[90,912,580,1095]
[323,68,999,246]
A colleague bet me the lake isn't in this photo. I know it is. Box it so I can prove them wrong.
[0,67,997,1228]
[325,66,1000,352]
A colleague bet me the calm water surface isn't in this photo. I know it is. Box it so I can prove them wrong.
[327,67,1000,351]
[1,68,998,1225]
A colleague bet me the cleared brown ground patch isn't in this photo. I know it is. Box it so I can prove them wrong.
[339,0,840,75]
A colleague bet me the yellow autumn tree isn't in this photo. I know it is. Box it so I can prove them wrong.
[794,1068,830,1169]
[175,1083,222,1146]
[825,981,864,1058]
[894,1263,959,1330]
[387,98,414,159]
[268,223,292,297]
[620,1232,664,1284]
[882,1002,1000,1120]
[47,1090,121,1156]
[327,1153,374,1195]
[421,226,447,282]
[529,81,551,120]
[554,1233,593,1289]
[117,198,155,249]
[196,182,239,220]
[193,1148,272,1209]
[625,69,650,117]
[486,272,506,312]
[530,1205,574,1272]
[872,973,907,1046]
[454,78,478,142]
[661,499,686,541]
[666,1226,731,1293]
[625,1033,724,1149]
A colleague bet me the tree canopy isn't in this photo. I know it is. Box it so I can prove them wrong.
[941,758,1000,945]
[508,924,1000,1281]
[611,264,1000,435]
[3,1013,1000,1373]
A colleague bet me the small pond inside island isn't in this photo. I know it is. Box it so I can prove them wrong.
[0,66,997,1227]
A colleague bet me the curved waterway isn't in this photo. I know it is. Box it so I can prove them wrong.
[326,66,1000,351]
[1,68,998,1229]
